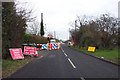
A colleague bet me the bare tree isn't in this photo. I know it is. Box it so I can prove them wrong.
[26,21,40,35]
[69,14,118,49]
[2,1,35,59]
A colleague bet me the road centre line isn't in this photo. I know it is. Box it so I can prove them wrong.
[62,50,64,53]
[61,48,67,57]
[68,58,76,68]
[61,48,76,68]
[80,77,85,80]
[61,47,63,51]
[64,52,68,57]
[61,48,64,53]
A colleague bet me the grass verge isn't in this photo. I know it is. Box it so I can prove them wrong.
[2,56,33,78]
[70,46,119,65]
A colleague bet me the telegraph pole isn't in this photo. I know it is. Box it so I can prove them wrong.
[54,31,56,39]
[69,28,70,40]
[40,13,45,36]
[41,13,43,23]
[118,1,120,18]
[74,20,77,46]
[75,20,77,32]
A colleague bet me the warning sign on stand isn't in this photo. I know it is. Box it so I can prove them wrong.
[9,48,24,60]
[88,46,96,52]
[24,46,37,56]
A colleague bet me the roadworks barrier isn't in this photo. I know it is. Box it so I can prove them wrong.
[36,43,61,51]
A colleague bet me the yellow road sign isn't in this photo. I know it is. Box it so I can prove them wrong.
[88,46,96,52]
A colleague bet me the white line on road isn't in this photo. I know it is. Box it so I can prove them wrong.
[61,48,64,52]
[61,48,67,57]
[80,77,85,80]
[62,50,64,53]
[68,58,76,68]
[64,53,68,57]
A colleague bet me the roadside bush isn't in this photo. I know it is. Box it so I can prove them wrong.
[22,34,47,44]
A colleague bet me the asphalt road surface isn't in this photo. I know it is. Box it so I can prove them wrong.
[8,44,119,78]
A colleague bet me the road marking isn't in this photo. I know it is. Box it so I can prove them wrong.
[68,58,76,68]
[64,52,67,57]
[80,77,85,80]
[61,47,63,51]
[62,50,64,53]
[61,48,68,57]
[61,48,63,52]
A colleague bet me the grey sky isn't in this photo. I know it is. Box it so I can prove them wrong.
[118,1,120,18]
[17,0,119,41]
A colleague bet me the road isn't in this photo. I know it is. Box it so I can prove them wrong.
[8,44,119,78]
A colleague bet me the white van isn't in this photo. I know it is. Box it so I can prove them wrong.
[50,39,56,44]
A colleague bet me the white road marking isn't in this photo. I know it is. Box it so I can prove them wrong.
[61,48,68,57]
[61,47,76,68]
[64,53,68,57]
[62,50,64,53]
[80,77,85,80]
[61,48,64,52]
[68,58,76,68]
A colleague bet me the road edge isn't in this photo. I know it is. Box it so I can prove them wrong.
[70,46,120,66]
[4,57,35,78]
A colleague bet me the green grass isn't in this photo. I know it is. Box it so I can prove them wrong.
[2,56,32,78]
[71,46,119,64]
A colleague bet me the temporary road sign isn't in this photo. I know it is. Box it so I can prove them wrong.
[88,46,96,52]
[24,46,37,56]
[9,48,24,60]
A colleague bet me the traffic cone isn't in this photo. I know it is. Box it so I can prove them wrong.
[49,43,52,50]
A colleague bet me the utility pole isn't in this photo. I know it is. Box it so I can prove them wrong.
[54,31,56,39]
[69,28,70,40]
[118,1,120,18]
[41,13,43,23]
[74,20,77,46]
[40,13,45,36]
[75,20,77,32]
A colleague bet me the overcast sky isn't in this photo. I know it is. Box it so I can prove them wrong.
[17,0,119,41]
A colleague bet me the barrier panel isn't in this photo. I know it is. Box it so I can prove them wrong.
[41,44,48,50]
[38,43,61,50]
[24,46,38,57]
[52,44,57,50]
[36,44,42,50]
[57,43,61,49]
[9,48,24,60]
[48,43,52,50]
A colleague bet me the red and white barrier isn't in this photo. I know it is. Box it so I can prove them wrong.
[47,43,52,50]
[35,43,61,51]
[9,48,24,60]
[24,46,38,57]
[57,43,61,50]
[36,44,42,50]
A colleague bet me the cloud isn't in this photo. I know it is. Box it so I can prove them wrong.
[17,0,119,40]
